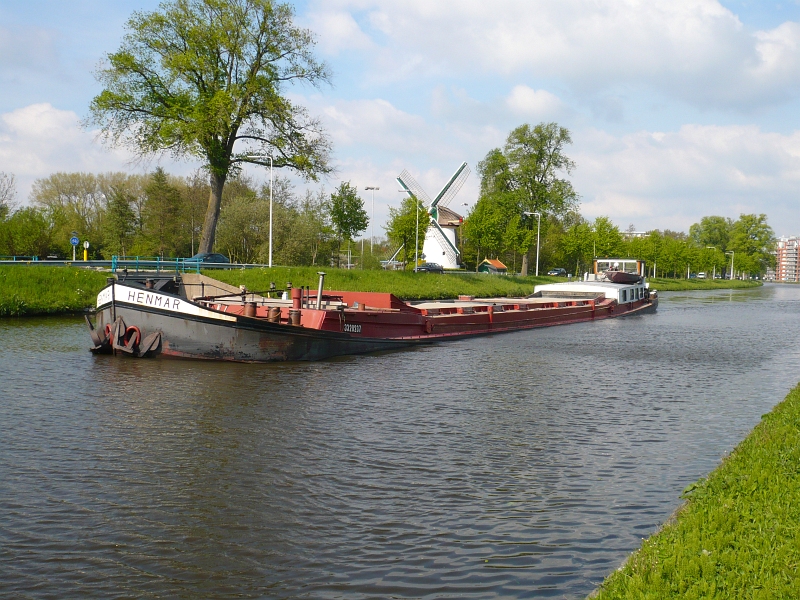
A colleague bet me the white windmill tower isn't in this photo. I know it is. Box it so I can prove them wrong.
[397,162,470,270]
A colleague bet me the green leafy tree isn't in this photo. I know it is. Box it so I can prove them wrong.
[593,216,624,258]
[103,187,137,257]
[474,122,579,275]
[216,176,266,263]
[89,0,332,255]
[386,195,430,267]
[560,218,594,276]
[143,168,184,257]
[729,213,775,276]
[0,208,52,257]
[30,172,106,256]
[329,182,368,267]
[689,216,733,252]
[296,189,333,266]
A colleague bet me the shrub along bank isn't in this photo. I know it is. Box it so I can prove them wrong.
[648,278,761,292]
[0,266,110,316]
[593,384,800,599]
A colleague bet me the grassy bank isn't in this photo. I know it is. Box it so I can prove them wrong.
[0,266,110,316]
[209,266,550,300]
[593,385,800,599]
[648,278,761,291]
[0,265,766,316]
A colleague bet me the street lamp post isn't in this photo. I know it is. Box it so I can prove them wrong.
[726,251,734,280]
[268,155,274,268]
[415,197,420,267]
[706,247,716,279]
[398,190,421,268]
[523,211,541,276]
[365,186,379,253]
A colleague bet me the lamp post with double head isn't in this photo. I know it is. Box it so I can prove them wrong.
[705,247,718,279]
[726,251,734,280]
[398,190,422,268]
[523,211,542,276]
[268,155,273,268]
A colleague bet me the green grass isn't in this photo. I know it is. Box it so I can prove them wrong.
[592,384,800,599]
[649,278,761,291]
[208,266,553,300]
[0,265,766,316]
[0,266,110,316]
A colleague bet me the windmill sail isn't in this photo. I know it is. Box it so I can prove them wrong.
[432,162,470,208]
[397,170,432,206]
[397,162,470,269]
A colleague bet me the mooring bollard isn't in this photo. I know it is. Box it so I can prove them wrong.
[289,309,301,325]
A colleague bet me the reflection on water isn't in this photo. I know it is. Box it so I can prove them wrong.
[2,285,800,598]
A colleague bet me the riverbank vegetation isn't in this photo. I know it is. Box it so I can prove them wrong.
[0,120,776,281]
[593,384,800,598]
[0,265,763,317]
[0,266,109,316]
[648,278,760,291]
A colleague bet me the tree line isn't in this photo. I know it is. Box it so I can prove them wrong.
[0,159,775,279]
[0,170,378,266]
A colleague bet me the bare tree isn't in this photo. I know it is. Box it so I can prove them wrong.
[0,172,16,218]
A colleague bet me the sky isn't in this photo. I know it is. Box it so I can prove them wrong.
[2,0,800,236]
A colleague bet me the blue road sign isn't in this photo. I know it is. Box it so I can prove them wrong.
[70,236,79,246]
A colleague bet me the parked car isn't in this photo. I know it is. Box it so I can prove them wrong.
[413,262,444,274]
[184,252,230,265]
[547,268,567,277]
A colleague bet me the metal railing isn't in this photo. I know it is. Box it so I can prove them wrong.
[0,256,255,273]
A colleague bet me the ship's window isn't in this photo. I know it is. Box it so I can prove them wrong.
[622,290,627,302]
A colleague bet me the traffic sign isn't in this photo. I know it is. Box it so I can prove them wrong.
[83,240,89,249]
[70,236,79,246]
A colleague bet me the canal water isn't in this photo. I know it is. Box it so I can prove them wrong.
[2,285,800,599]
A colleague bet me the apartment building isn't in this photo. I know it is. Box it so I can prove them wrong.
[775,236,800,281]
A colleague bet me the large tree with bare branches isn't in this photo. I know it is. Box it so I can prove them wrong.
[89,0,332,253]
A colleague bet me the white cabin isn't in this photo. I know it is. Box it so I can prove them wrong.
[533,280,649,304]
[534,258,650,304]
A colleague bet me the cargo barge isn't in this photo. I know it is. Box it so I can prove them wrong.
[86,261,657,362]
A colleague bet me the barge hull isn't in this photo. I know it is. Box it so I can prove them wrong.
[95,303,424,362]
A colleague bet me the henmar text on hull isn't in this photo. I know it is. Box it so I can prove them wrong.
[86,261,657,363]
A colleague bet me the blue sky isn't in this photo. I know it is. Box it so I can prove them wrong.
[2,0,800,235]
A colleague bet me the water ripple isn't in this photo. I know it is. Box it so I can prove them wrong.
[2,285,800,598]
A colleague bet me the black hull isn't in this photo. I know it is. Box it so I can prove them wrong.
[94,303,425,362]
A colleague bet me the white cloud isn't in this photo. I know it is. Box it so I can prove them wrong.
[574,125,800,232]
[0,103,197,203]
[506,85,564,116]
[308,0,800,110]
[302,8,373,55]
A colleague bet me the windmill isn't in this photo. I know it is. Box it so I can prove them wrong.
[397,162,470,269]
